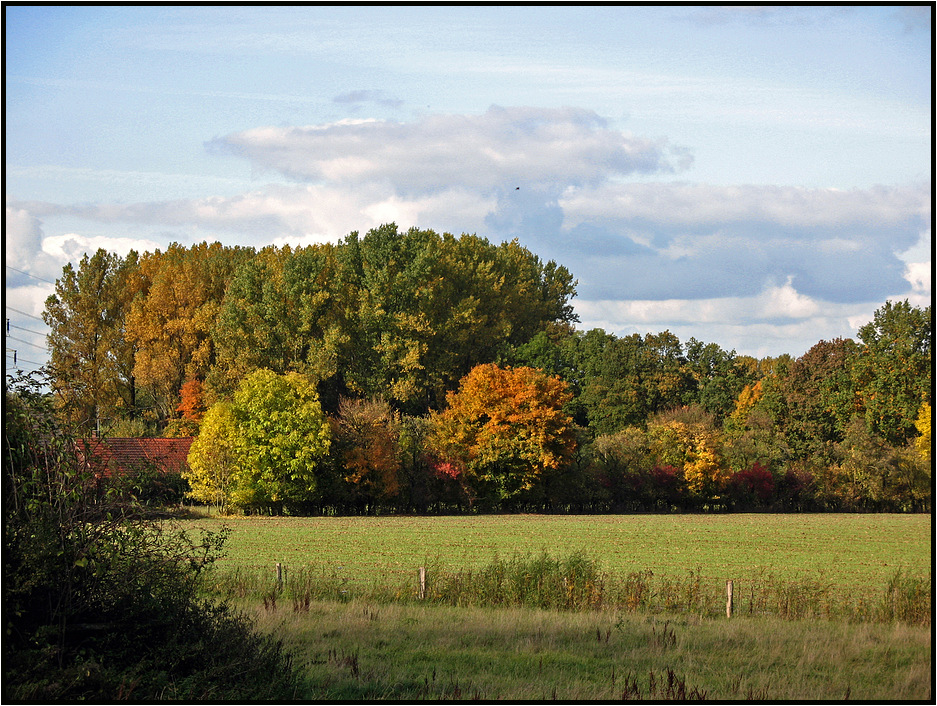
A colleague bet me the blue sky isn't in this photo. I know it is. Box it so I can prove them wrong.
[5,5,932,375]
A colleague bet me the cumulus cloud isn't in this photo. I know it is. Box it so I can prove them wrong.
[208,105,691,193]
[573,280,886,358]
[41,233,162,263]
[546,181,930,305]
[5,204,46,272]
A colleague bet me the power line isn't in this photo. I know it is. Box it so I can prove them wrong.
[5,306,46,323]
[7,322,47,337]
[5,265,56,285]
[5,335,49,352]
[5,352,46,369]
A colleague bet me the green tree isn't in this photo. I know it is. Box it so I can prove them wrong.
[852,300,932,446]
[210,244,351,407]
[682,338,753,422]
[43,249,140,433]
[210,225,578,415]
[578,330,693,435]
[772,338,861,462]
[227,369,331,513]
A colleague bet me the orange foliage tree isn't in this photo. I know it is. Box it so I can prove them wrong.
[330,397,402,507]
[429,364,576,505]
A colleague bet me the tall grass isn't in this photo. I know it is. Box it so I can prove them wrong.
[249,600,932,701]
[200,551,930,626]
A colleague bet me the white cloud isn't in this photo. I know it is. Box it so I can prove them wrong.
[42,233,162,263]
[5,204,45,272]
[559,181,930,230]
[759,277,820,319]
[210,106,690,193]
[573,280,884,358]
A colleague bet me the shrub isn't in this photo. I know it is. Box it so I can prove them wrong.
[3,372,303,701]
[727,462,775,509]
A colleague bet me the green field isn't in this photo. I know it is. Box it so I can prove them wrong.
[248,600,932,700]
[177,512,931,598]
[172,513,931,700]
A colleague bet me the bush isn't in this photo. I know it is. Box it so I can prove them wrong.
[3,372,303,701]
[727,462,774,509]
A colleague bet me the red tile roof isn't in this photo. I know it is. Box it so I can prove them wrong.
[79,437,193,477]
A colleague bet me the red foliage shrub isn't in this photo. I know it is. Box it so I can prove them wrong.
[728,462,774,506]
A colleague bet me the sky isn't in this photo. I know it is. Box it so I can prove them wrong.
[4,5,932,378]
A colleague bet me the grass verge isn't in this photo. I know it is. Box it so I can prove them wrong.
[246,598,932,701]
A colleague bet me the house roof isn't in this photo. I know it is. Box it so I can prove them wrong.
[79,437,193,476]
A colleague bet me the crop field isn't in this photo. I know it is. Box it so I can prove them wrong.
[176,513,931,600]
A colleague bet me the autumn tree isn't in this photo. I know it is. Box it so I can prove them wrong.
[429,364,576,507]
[647,405,729,506]
[914,402,931,468]
[330,397,402,509]
[126,242,253,423]
[43,249,141,433]
[183,402,240,513]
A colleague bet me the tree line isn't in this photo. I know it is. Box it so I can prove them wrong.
[39,224,932,513]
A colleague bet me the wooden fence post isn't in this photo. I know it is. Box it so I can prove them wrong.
[276,562,283,591]
[419,566,426,600]
[726,580,734,618]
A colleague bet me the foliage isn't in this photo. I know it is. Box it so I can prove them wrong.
[125,241,254,421]
[43,248,140,434]
[187,370,331,513]
[330,397,402,507]
[647,406,729,505]
[38,229,932,515]
[727,462,775,509]
[430,364,576,506]
[3,372,302,700]
[578,330,694,435]
[913,402,931,467]
[852,299,932,445]
[185,402,241,512]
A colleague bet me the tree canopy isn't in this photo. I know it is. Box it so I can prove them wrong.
[38,225,931,514]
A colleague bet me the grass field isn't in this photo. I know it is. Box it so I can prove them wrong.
[175,512,931,599]
[171,512,931,700]
[247,600,932,700]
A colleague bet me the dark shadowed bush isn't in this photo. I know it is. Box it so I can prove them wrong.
[3,372,303,701]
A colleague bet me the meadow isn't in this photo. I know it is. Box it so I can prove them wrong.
[172,512,931,700]
[178,512,930,600]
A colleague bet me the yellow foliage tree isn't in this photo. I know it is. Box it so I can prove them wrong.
[914,402,931,469]
[647,407,730,502]
[430,364,576,504]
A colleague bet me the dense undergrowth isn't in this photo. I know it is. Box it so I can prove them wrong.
[3,374,304,702]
